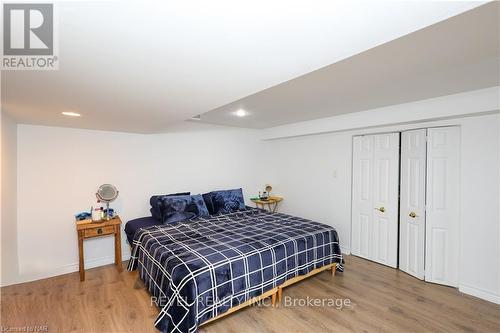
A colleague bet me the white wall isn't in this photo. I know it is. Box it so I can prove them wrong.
[263,113,500,304]
[14,123,264,285]
[1,111,20,286]
[458,115,500,303]
[6,88,500,306]
[261,133,353,254]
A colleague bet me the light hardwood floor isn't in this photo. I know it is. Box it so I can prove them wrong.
[1,255,499,332]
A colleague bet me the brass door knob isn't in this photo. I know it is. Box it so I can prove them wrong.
[374,207,386,213]
[409,212,417,218]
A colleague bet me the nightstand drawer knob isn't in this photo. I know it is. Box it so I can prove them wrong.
[97,228,103,234]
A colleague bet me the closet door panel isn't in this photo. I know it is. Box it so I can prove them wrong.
[400,129,426,280]
[351,136,374,260]
[425,127,460,287]
[352,133,399,268]
[372,133,400,268]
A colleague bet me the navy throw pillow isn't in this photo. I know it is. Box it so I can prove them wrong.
[211,188,246,214]
[150,192,190,221]
[202,192,215,215]
[191,194,210,217]
[160,194,209,224]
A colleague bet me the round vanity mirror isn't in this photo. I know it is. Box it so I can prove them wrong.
[96,184,119,220]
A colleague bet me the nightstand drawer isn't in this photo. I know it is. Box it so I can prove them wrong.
[84,225,115,238]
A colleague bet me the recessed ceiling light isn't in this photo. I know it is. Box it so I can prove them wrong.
[62,111,81,117]
[234,109,247,117]
[191,115,201,120]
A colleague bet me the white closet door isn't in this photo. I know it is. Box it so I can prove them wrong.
[425,127,460,287]
[352,133,399,268]
[372,133,400,267]
[352,135,375,260]
[400,129,427,279]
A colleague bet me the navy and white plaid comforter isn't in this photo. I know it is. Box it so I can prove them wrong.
[128,208,343,333]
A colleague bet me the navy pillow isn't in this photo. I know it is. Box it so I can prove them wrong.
[211,188,246,214]
[160,194,209,224]
[202,192,215,215]
[150,192,190,221]
[191,194,210,217]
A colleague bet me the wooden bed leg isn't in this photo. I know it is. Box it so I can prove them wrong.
[271,291,277,307]
[277,287,283,306]
[331,263,336,276]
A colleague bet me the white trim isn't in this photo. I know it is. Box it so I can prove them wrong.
[340,246,351,255]
[0,253,130,287]
[459,283,500,305]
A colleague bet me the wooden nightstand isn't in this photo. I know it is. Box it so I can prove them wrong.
[76,216,123,281]
[251,196,283,212]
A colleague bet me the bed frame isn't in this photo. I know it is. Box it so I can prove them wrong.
[130,244,338,326]
[201,262,337,326]
[133,262,337,326]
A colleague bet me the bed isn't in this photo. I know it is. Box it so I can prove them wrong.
[127,207,343,333]
[124,216,161,245]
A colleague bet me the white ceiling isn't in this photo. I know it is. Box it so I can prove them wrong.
[200,1,500,128]
[1,0,491,133]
